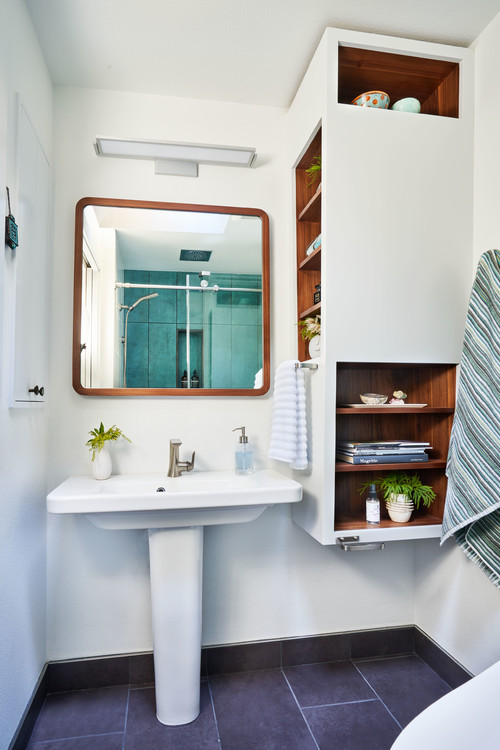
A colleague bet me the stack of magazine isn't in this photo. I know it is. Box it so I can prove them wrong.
[336,440,431,465]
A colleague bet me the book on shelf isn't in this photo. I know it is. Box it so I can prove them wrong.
[336,440,430,452]
[337,447,432,456]
[336,452,430,465]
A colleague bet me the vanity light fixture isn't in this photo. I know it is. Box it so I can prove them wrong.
[94,137,257,177]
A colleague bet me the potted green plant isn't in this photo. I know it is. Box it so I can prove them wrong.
[298,315,321,358]
[86,422,131,480]
[306,155,321,188]
[359,471,436,523]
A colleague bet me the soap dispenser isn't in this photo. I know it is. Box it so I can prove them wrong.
[233,426,253,475]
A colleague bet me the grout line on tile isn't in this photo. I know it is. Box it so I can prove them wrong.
[280,669,321,750]
[353,662,403,731]
[121,686,131,750]
[30,731,124,745]
[352,653,415,665]
[207,677,222,747]
[302,697,379,710]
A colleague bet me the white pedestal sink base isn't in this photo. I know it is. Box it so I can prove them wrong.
[148,526,203,725]
[47,471,303,726]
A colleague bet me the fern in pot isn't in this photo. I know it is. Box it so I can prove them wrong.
[359,472,436,523]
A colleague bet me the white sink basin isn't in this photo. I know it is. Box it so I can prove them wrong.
[47,469,302,529]
[47,469,302,727]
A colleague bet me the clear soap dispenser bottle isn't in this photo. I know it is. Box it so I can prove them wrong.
[233,426,253,475]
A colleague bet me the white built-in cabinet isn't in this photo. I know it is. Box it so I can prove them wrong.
[287,29,473,546]
[10,102,50,406]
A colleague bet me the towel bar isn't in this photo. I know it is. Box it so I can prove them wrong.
[336,536,385,551]
[295,362,318,370]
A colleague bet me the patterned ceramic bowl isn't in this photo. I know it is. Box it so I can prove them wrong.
[351,91,390,109]
[359,393,388,405]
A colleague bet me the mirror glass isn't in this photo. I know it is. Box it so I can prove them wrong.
[73,198,270,395]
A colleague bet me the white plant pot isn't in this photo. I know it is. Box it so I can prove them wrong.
[308,335,321,359]
[386,493,413,523]
[92,446,112,480]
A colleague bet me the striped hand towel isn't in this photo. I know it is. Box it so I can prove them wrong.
[441,250,500,587]
[268,360,308,470]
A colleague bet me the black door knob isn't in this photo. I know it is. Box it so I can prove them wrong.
[29,385,45,396]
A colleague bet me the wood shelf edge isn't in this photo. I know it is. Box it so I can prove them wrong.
[334,513,443,531]
[335,460,447,472]
[335,406,454,414]
[299,302,321,319]
[299,246,321,270]
[298,188,321,222]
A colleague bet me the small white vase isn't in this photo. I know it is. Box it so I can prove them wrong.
[92,446,112,480]
[308,335,321,359]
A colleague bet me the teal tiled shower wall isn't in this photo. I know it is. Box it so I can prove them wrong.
[122,270,262,388]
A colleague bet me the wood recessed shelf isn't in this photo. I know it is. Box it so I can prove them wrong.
[295,128,322,361]
[338,45,460,118]
[336,406,454,415]
[335,459,447,473]
[335,512,443,531]
[334,362,456,531]
[299,246,321,271]
[298,188,321,223]
[299,302,321,320]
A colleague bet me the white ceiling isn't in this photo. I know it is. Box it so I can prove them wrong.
[26,0,500,108]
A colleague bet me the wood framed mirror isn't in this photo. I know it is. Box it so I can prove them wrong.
[73,198,270,396]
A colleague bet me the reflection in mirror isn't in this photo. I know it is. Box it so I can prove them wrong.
[73,198,270,396]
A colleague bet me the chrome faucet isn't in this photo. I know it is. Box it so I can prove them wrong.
[167,439,195,477]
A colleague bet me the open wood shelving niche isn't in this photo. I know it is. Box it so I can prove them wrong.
[334,362,456,532]
[295,128,322,361]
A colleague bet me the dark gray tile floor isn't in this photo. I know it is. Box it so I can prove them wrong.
[26,654,451,749]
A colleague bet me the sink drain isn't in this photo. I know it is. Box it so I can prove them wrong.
[156,486,166,492]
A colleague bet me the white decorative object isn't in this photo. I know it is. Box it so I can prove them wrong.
[92,447,112,480]
[308,334,321,358]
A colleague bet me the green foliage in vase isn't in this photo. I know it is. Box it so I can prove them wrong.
[86,422,131,461]
[298,315,321,341]
[358,472,436,509]
[306,155,322,187]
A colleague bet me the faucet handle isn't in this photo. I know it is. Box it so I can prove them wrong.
[185,451,195,472]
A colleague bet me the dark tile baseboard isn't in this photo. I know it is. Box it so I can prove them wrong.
[414,626,472,689]
[9,667,47,750]
[10,625,471,749]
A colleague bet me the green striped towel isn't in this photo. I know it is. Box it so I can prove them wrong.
[441,250,500,587]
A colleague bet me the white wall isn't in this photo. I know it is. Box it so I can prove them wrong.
[47,85,416,660]
[413,12,500,677]
[0,1,52,747]
[3,12,497,745]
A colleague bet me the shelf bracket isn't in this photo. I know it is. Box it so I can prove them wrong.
[336,536,385,552]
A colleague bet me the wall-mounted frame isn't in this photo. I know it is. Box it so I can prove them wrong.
[73,197,270,396]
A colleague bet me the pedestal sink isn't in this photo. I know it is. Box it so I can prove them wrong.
[47,470,302,725]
